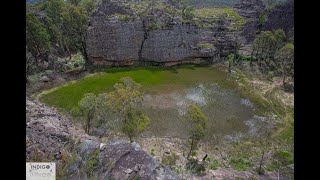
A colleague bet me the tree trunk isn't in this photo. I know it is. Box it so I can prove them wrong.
[282,75,286,86]
[80,32,90,69]
[86,116,91,134]
[68,50,72,60]
[228,60,232,73]
[250,48,255,68]
[81,41,89,67]
[202,154,208,161]
[187,138,194,159]
[258,150,265,175]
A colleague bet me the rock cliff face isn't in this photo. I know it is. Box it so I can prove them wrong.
[233,0,294,43]
[86,0,293,66]
[262,0,294,34]
[233,0,265,42]
[86,0,243,66]
[26,99,178,179]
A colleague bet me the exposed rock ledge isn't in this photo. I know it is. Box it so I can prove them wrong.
[26,98,178,179]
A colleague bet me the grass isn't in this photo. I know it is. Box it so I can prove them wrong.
[197,42,214,49]
[109,13,131,22]
[193,8,246,31]
[194,8,238,19]
[40,65,236,111]
[229,157,253,171]
[208,158,221,170]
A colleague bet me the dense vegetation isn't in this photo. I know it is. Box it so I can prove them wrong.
[26,0,100,79]
[226,28,294,88]
[26,0,246,80]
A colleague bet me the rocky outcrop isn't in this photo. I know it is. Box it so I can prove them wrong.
[26,99,95,161]
[233,0,294,43]
[262,0,294,34]
[65,139,179,179]
[233,0,265,42]
[26,98,179,179]
[86,0,242,66]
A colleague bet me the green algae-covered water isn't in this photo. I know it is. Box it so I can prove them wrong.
[40,65,269,142]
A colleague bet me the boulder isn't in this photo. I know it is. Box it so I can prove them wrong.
[40,75,50,82]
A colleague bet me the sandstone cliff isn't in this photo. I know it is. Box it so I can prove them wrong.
[262,0,294,34]
[85,0,293,66]
[233,0,265,42]
[86,0,245,66]
[233,0,294,42]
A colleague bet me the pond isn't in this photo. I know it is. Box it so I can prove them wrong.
[142,83,269,144]
[40,65,270,144]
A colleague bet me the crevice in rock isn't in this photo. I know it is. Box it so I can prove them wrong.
[138,19,149,66]
[109,151,132,173]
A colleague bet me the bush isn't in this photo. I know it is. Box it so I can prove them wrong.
[162,152,179,169]
[70,106,82,117]
[197,43,214,49]
[186,158,206,175]
[273,150,293,166]
[208,159,220,170]
[191,150,197,157]
[84,149,99,177]
[229,157,253,171]
[151,149,155,156]
[267,71,275,81]
[66,53,86,70]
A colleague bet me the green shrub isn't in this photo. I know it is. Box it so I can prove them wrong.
[186,158,206,175]
[229,157,253,171]
[65,53,86,70]
[259,14,267,25]
[193,8,246,30]
[191,150,197,157]
[110,13,131,22]
[84,149,99,177]
[70,106,82,117]
[57,149,78,179]
[208,159,220,170]
[162,152,179,169]
[273,150,293,166]
[197,43,214,49]
[267,71,275,81]
[151,149,155,156]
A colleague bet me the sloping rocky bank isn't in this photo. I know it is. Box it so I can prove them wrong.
[26,98,178,179]
[26,97,292,179]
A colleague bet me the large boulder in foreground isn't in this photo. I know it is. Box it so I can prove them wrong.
[98,139,178,180]
[64,139,179,180]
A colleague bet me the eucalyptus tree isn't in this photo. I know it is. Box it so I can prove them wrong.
[79,93,97,134]
[106,77,151,142]
[251,29,286,73]
[275,43,294,86]
[26,12,51,63]
[186,104,208,159]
